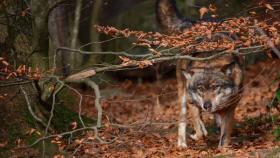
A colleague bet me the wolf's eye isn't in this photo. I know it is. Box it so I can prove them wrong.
[213,85,221,91]
[196,85,204,92]
[222,84,232,89]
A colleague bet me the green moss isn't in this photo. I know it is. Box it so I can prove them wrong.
[52,103,96,132]
[56,88,76,109]
[25,134,58,157]
[207,125,219,136]
[0,148,11,158]
[273,126,280,140]
[7,123,23,147]
[24,108,37,128]
[25,133,39,145]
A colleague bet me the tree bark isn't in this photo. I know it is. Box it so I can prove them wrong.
[48,0,72,76]
[31,0,49,69]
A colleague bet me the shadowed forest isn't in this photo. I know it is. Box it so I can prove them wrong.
[1,0,280,157]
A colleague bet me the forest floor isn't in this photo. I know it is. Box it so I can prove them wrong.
[4,60,280,157]
[70,59,280,158]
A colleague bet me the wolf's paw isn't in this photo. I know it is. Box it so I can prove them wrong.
[218,139,231,148]
[190,133,203,141]
[177,136,187,148]
[177,141,187,148]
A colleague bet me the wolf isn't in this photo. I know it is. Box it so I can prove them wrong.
[156,0,244,147]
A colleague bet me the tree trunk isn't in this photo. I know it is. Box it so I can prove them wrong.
[30,0,49,69]
[48,0,72,76]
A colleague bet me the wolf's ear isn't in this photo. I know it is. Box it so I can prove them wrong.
[221,62,235,77]
[182,70,193,80]
[221,61,243,86]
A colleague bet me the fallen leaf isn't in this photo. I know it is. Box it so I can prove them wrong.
[0,141,7,148]
[199,7,209,19]
[264,3,274,10]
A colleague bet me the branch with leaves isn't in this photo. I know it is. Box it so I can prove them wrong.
[96,17,280,55]
[61,45,267,80]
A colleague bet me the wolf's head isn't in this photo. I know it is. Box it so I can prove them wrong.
[183,62,242,112]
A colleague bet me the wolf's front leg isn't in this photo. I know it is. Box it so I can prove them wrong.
[189,104,207,140]
[178,94,187,148]
[218,108,235,147]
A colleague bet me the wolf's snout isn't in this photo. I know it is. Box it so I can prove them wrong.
[203,101,212,110]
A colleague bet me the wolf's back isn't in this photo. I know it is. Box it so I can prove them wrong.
[156,0,193,32]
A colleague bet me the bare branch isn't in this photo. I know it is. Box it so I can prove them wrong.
[83,79,102,128]
[44,77,64,135]
[19,85,48,128]
[0,80,32,87]
[254,25,280,58]
[67,46,267,78]
[64,84,86,127]
[64,70,96,82]
[56,47,151,58]
[29,127,98,147]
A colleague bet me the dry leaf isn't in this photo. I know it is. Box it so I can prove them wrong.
[71,121,78,130]
[199,7,209,19]
[119,56,130,63]
[26,128,36,135]
[138,60,153,69]
[2,60,9,66]
[264,3,274,10]
[53,155,65,158]
[0,141,7,148]
[249,11,257,15]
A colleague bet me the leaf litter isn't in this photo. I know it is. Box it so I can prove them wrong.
[69,60,280,157]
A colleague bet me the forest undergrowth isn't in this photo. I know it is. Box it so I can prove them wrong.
[69,60,280,158]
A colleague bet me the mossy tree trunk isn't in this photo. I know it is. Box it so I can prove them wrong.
[0,1,96,156]
[0,80,95,157]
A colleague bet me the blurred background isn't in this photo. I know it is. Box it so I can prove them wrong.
[0,0,258,82]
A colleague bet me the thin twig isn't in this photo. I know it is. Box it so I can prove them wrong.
[0,80,32,87]
[79,37,122,50]
[83,79,102,128]
[44,77,64,135]
[57,46,151,58]
[90,46,266,72]
[30,127,96,146]
[110,121,178,128]
[64,84,86,127]
[19,85,48,128]
[254,25,280,58]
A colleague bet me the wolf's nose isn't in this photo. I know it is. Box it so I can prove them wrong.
[203,101,212,110]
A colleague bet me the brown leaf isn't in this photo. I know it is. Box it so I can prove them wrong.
[138,60,153,69]
[71,121,78,130]
[206,30,212,39]
[264,3,274,10]
[199,7,209,19]
[249,11,257,15]
[0,141,7,148]
[2,60,9,66]
[25,128,36,135]
[53,155,65,158]
[119,56,130,63]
